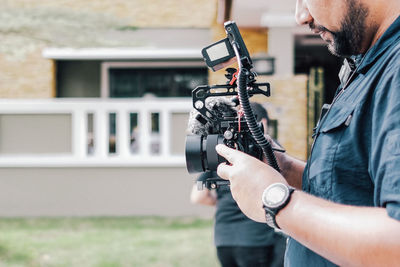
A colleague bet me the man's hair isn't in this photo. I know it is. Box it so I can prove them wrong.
[250,102,269,123]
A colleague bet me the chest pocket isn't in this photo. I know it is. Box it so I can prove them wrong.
[308,105,355,198]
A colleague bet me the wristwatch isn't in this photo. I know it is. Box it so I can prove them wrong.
[261,183,295,229]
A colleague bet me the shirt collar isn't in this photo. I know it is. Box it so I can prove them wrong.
[356,15,400,74]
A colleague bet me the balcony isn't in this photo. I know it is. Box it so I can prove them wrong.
[0,98,191,167]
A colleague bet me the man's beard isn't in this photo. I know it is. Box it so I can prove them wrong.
[311,0,369,57]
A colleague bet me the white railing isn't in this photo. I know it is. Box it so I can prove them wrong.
[0,98,192,167]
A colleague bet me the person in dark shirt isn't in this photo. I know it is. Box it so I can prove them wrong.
[215,1,400,266]
[190,102,286,267]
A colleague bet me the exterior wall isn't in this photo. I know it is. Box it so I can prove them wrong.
[252,75,309,160]
[268,27,294,76]
[0,51,55,98]
[0,99,212,217]
[0,1,310,217]
[0,114,71,154]
[0,98,191,167]
[209,24,269,85]
[0,0,218,98]
[171,113,189,155]
[5,0,217,28]
[0,167,214,217]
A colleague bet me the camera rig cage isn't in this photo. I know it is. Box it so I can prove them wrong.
[186,21,280,189]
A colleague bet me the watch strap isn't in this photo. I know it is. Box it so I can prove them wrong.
[263,185,295,229]
[265,211,279,229]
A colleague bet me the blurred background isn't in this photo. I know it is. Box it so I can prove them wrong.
[0,0,341,266]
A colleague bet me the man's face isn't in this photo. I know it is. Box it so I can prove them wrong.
[296,0,369,57]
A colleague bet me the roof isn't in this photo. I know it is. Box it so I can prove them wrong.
[0,6,212,59]
[42,47,203,60]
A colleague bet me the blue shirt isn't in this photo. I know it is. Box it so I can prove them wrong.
[285,16,400,267]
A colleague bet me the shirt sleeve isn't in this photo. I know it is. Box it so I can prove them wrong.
[370,62,400,221]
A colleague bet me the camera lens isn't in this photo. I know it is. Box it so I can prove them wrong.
[185,134,225,173]
[205,134,225,171]
[185,135,205,173]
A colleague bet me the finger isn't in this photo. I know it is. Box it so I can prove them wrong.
[217,163,232,180]
[215,144,242,164]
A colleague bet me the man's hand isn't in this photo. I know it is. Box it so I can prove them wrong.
[216,144,288,222]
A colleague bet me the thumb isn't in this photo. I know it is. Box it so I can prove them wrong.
[215,144,243,164]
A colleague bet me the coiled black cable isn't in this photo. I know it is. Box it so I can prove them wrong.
[232,43,281,172]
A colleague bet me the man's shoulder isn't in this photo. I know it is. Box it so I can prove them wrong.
[386,38,400,68]
[371,40,400,83]
[382,43,400,85]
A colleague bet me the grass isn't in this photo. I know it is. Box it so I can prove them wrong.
[0,217,219,267]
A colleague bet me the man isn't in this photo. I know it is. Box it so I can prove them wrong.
[215,0,400,266]
[190,102,286,267]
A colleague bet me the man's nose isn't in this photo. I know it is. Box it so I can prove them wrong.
[295,0,313,25]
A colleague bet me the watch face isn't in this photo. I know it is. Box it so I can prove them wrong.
[262,183,289,208]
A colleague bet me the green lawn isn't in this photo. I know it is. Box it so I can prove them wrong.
[0,217,219,267]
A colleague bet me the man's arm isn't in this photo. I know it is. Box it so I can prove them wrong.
[273,151,305,189]
[263,135,306,189]
[278,190,400,267]
[216,144,400,267]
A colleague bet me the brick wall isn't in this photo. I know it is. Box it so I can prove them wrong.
[0,0,218,98]
[0,51,55,98]
[253,75,309,160]
[4,0,217,28]
[209,23,269,85]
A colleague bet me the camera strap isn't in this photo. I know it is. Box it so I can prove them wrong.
[237,108,244,132]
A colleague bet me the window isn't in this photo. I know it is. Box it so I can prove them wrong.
[101,61,208,98]
[56,60,207,158]
[109,68,207,98]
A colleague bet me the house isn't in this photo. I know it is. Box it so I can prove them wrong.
[0,0,339,217]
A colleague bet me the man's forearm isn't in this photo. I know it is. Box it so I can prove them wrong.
[278,153,305,189]
[277,191,400,266]
[266,136,306,189]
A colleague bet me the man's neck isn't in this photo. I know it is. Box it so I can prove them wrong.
[366,2,400,50]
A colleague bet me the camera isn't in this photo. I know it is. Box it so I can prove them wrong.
[185,21,280,189]
[186,95,265,170]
